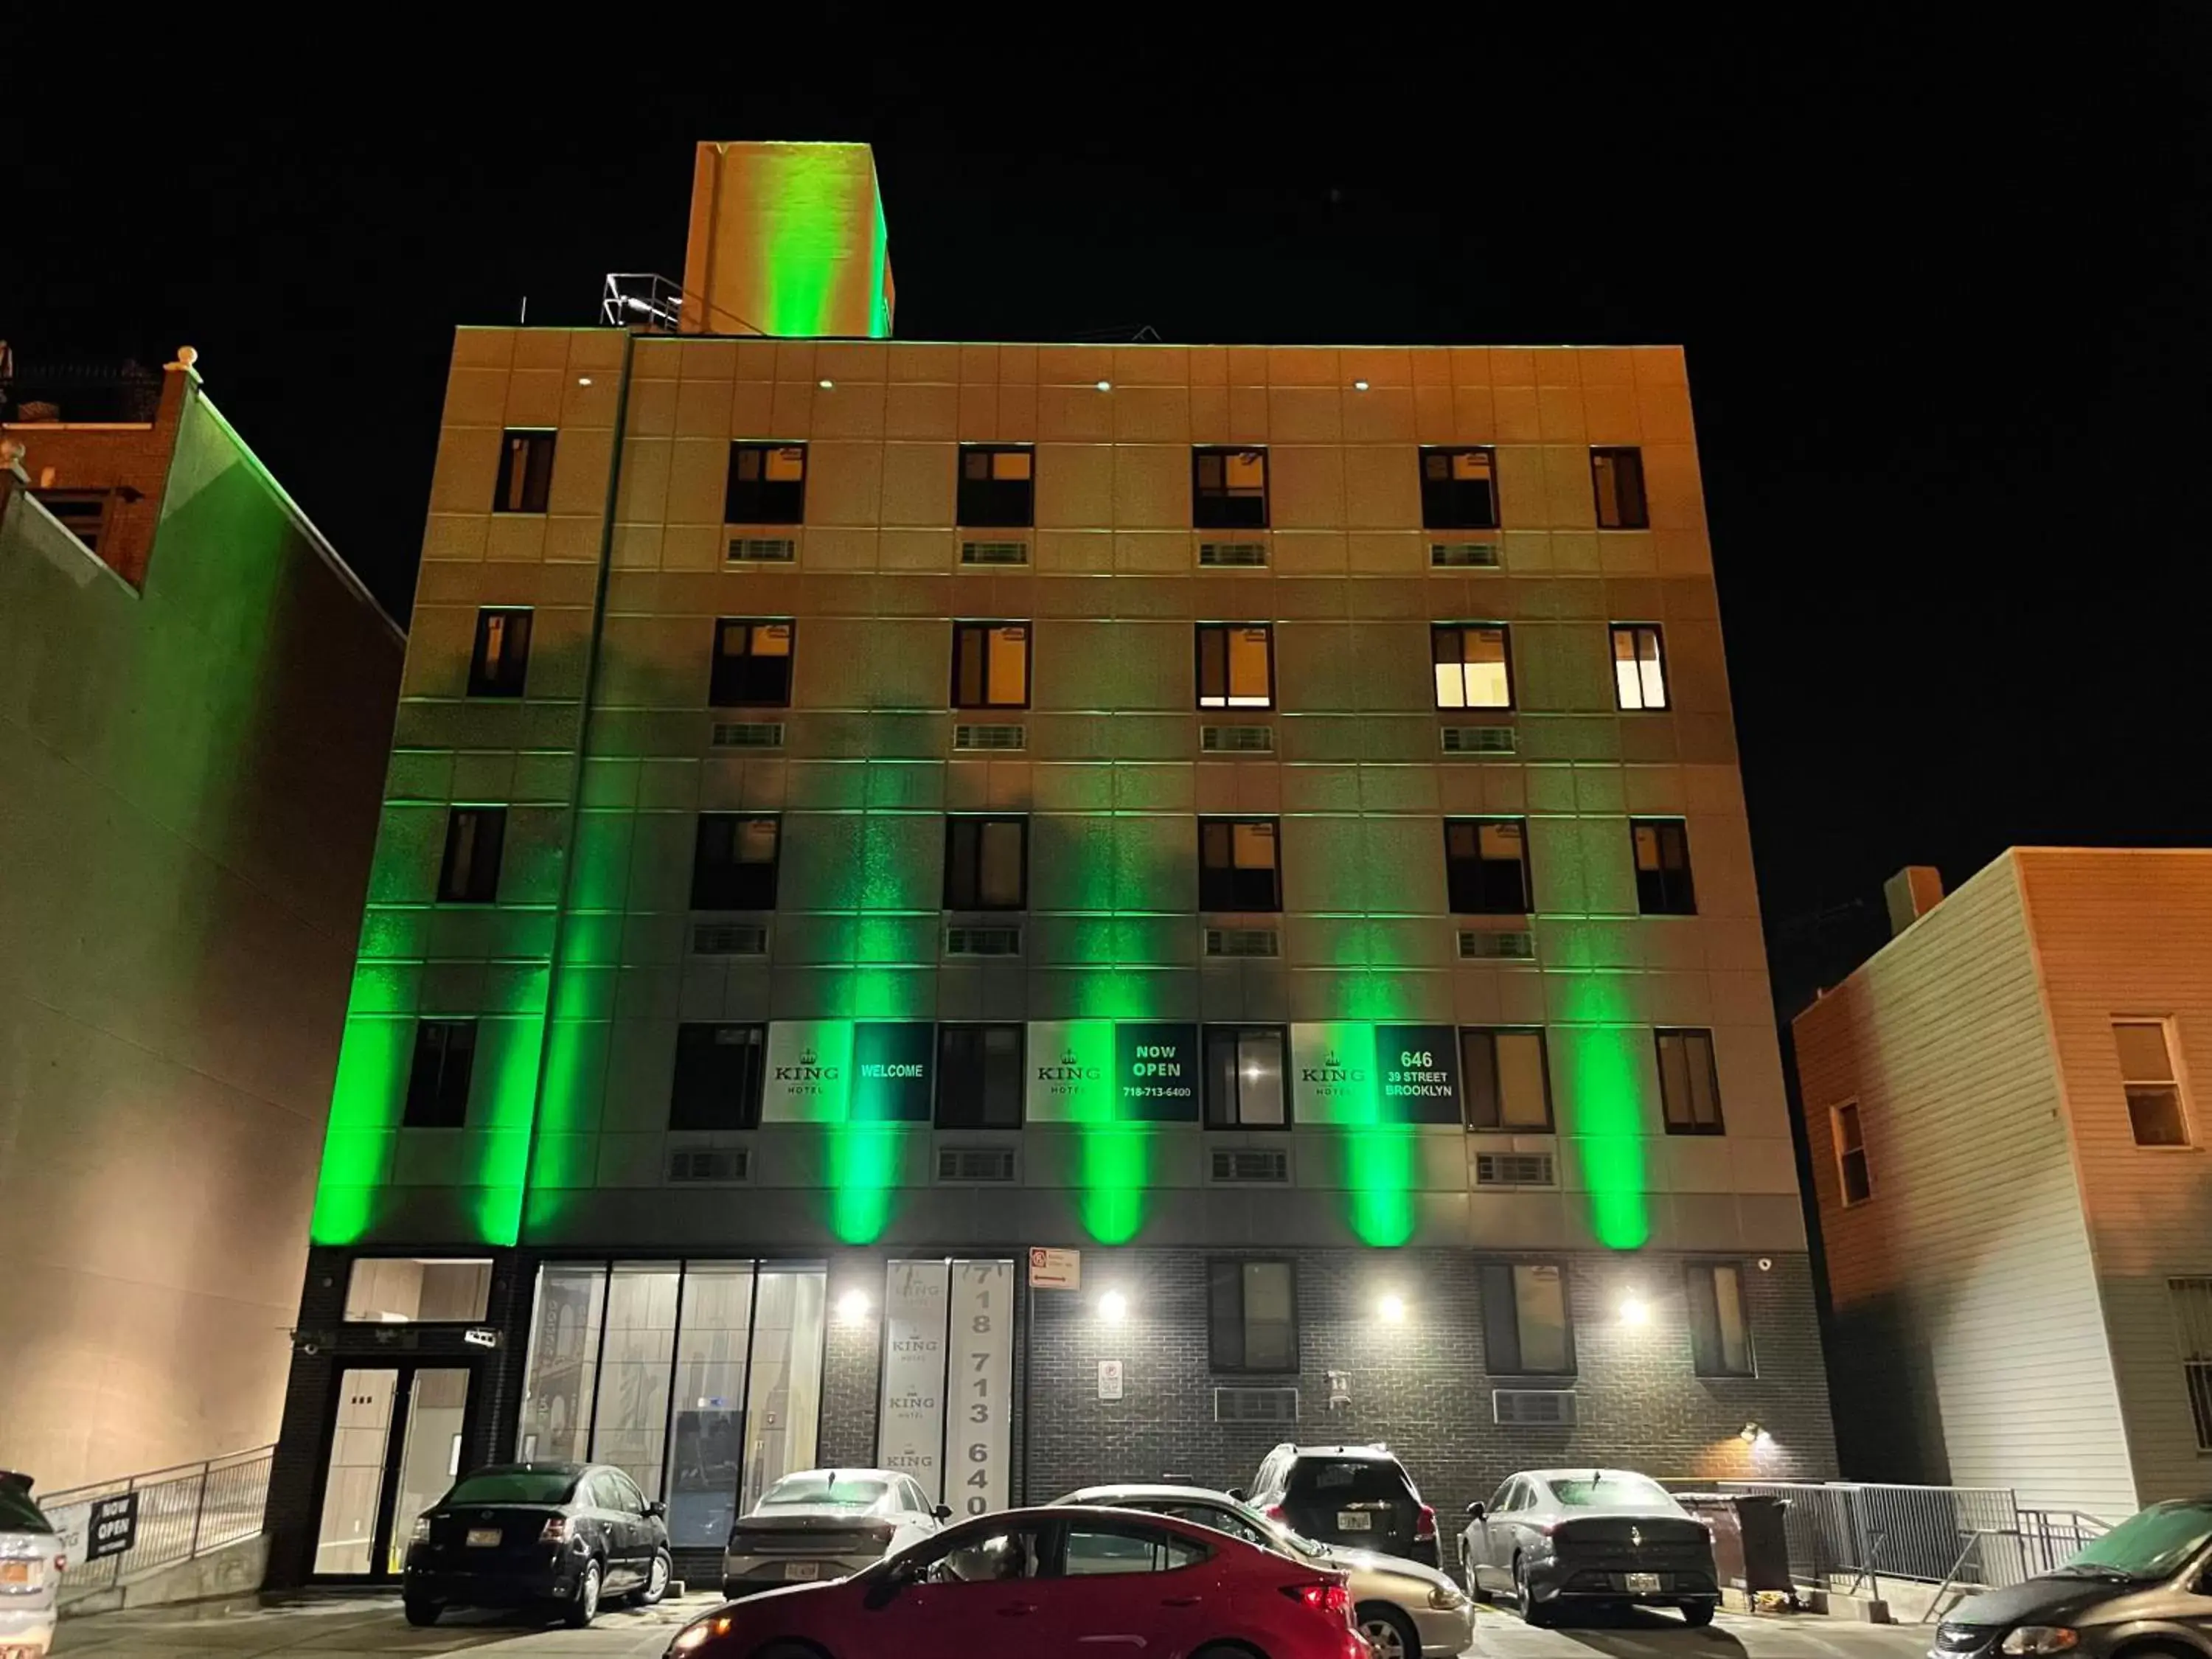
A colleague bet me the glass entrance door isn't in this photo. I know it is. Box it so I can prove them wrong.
[311,1363,475,1579]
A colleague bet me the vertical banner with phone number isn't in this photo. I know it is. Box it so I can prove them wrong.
[946,1259,1015,1517]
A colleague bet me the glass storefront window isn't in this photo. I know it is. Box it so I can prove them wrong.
[742,1269,827,1514]
[518,1263,606,1464]
[343,1259,492,1324]
[589,1265,680,1501]
[667,1264,755,1549]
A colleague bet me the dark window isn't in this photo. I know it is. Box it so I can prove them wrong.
[711,619,795,708]
[445,1469,577,1506]
[468,608,533,698]
[1287,1459,1419,1505]
[1062,1524,1208,1576]
[1631,818,1697,914]
[1203,1026,1289,1127]
[403,1020,477,1128]
[30,489,111,552]
[951,622,1029,709]
[1208,1259,1297,1372]
[1420,447,1500,529]
[1481,1262,1576,1375]
[669,1023,767,1130]
[944,816,1027,910]
[958,445,1034,527]
[1192,447,1269,529]
[1198,818,1281,912]
[1444,818,1531,914]
[691,814,780,910]
[1833,1102,1871,1205]
[1196,624,1275,709]
[1431,624,1514,709]
[726,442,807,524]
[1686,1262,1756,1377]
[1657,1028,1725,1133]
[1590,445,1649,529]
[495,430,555,513]
[936,1024,1024,1127]
[2116,1020,2191,1147]
[1611,623,1668,711]
[1461,1029,1553,1131]
[437,807,507,903]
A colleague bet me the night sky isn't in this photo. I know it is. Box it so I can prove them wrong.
[10,21,2206,1012]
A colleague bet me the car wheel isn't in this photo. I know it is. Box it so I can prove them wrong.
[1682,1600,1717,1627]
[1514,1555,1553,1628]
[565,1559,602,1628]
[1357,1602,1418,1659]
[636,1549,671,1607]
[402,1598,442,1627]
[1461,1552,1491,1603]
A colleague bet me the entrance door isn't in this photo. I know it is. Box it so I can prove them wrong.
[311,1364,476,1579]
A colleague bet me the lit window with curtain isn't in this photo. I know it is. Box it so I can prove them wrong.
[1432,624,1513,709]
[1610,623,1668,710]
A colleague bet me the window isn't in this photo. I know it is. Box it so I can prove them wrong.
[1432,624,1514,709]
[1686,1263,1755,1377]
[468,608,533,698]
[30,489,111,553]
[1192,447,1269,529]
[437,807,507,903]
[691,814,779,910]
[343,1258,493,1324]
[925,1524,1046,1583]
[1481,1262,1575,1375]
[669,1023,767,1130]
[1195,623,1275,709]
[495,430,555,513]
[1203,1026,1288,1127]
[944,815,1027,910]
[1198,818,1281,912]
[1444,818,1531,914]
[1631,818,1697,914]
[2170,1280,2212,1452]
[1154,1503,1268,1549]
[1590,445,1649,529]
[1462,1029,1553,1131]
[958,445,1034,526]
[711,619,795,709]
[2116,1020,2191,1147]
[726,442,807,524]
[1611,623,1668,711]
[936,1024,1023,1128]
[1657,1029,1725,1134]
[1064,1525,1206,1576]
[951,622,1029,709]
[1208,1259,1297,1372]
[1832,1102,1871,1206]
[403,1019,477,1127]
[1420,447,1500,530]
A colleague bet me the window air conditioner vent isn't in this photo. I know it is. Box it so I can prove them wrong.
[936,1146,1018,1184]
[1440,725,1517,756]
[953,723,1027,752]
[667,1148,751,1185]
[946,925,1022,957]
[1209,1148,1291,1185]
[726,537,796,563]
[1200,725,1275,754]
[1458,929,1536,961]
[712,721,785,749]
[1197,541,1268,568]
[692,922,769,957]
[1475,1152,1557,1188]
[1493,1388,1578,1427]
[1205,928,1280,959]
[1430,541,1502,568]
[959,540,1029,566]
[1214,1386,1301,1424]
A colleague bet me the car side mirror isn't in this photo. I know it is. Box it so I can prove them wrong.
[933,1504,953,1521]
[1227,1488,1247,1502]
[1466,1502,1486,1520]
[645,1500,667,1520]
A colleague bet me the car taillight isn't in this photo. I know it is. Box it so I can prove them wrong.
[1263,1503,1288,1523]
[1415,1503,1437,1542]
[1283,1580,1354,1627]
[540,1517,568,1545]
[52,1557,65,1574]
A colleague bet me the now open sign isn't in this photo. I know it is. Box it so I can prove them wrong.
[88,1492,137,1559]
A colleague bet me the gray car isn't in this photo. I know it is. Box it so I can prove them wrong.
[1060,1482,1473,1659]
[1460,1467,1717,1627]
[1934,1500,2212,1659]
[722,1470,949,1599]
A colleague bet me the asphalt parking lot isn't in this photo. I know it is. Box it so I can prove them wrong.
[52,1592,1943,1659]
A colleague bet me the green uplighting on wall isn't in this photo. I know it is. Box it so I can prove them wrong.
[749,147,893,339]
[1559,975,1653,1251]
[831,1123,901,1244]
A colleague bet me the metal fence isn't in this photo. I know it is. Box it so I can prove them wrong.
[35,1447,273,1607]
[1714,1481,2105,1596]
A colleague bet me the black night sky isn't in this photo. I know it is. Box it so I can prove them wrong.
[9,21,2207,1014]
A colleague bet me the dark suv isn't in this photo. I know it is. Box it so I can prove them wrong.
[1239,1443,1439,1568]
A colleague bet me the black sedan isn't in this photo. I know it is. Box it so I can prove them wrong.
[1459,1468,1717,1627]
[403,1461,672,1627]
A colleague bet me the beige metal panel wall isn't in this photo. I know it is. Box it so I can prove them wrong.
[2017,849,2212,1506]
[1795,855,2133,1512]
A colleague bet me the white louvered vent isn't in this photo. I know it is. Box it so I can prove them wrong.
[1209,1148,1291,1185]
[946,925,1022,957]
[1475,1152,1557,1188]
[1197,541,1268,568]
[726,537,796,563]
[953,723,1026,752]
[1440,725,1517,756]
[667,1147,751,1185]
[960,540,1029,566]
[712,721,785,749]
[1458,930,1536,961]
[936,1147,1018,1184]
[1205,928,1280,959]
[692,922,769,957]
[1430,541,1503,568]
[1493,1389,1578,1427]
[1200,725,1275,754]
[1214,1386,1300,1424]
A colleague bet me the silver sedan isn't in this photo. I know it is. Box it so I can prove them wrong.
[721,1470,947,1598]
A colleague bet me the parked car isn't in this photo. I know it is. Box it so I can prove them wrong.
[1459,1467,1717,1627]
[402,1461,671,1628]
[1060,1481,1473,1659]
[1932,1498,2212,1659]
[1239,1444,1441,1568]
[667,1506,1370,1659]
[0,1475,61,1658]
[723,1469,949,1598]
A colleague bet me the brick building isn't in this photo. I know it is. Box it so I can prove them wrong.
[263,140,1835,1589]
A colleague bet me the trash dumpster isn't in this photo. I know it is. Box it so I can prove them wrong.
[1676,1492,1794,1602]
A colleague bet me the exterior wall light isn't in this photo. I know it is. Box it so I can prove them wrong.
[1099,1290,1129,1324]
[1377,1293,1407,1324]
[1352,379,1371,392]
[818,378,835,390]
[1095,380,1113,392]
[1740,1419,1768,1444]
[835,1289,871,1326]
[1618,1295,1651,1326]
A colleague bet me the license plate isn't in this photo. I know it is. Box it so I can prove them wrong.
[1626,1572,1662,1593]
[784,1561,821,1581]
[0,1561,29,1585]
[1337,1511,1371,1531]
[465,1528,501,1548]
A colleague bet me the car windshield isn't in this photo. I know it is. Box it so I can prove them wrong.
[761,1474,890,1509]
[0,1486,53,1534]
[2056,1503,2212,1580]
[1548,1474,1679,1511]
[444,1470,577,1506]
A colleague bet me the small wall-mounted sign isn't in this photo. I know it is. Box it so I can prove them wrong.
[1029,1248,1081,1290]
[463,1327,501,1349]
[1097,1360,1124,1402]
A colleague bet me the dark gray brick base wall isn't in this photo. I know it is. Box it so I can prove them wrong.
[818,1253,883,1469]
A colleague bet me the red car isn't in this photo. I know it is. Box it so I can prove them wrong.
[664,1505,1369,1659]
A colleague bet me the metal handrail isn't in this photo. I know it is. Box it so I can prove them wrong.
[33,1445,274,1608]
